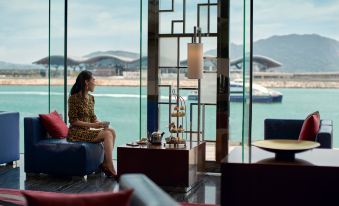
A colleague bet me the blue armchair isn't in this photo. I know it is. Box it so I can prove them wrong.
[264,119,333,148]
[0,112,19,165]
[24,117,104,176]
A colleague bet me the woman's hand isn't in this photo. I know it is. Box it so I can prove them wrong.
[71,120,105,129]
[91,122,105,129]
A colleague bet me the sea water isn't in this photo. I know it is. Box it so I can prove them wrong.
[0,85,338,156]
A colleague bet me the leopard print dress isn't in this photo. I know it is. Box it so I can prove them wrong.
[67,92,101,142]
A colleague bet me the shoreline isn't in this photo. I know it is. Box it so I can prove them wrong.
[1,78,339,88]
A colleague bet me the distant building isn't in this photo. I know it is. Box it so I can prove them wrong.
[230,55,282,72]
[93,68,115,76]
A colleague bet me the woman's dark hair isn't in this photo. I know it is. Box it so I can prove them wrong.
[70,70,93,97]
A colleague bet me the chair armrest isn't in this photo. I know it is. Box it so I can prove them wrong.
[0,112,20,163]
[24,117,48,171]
[119,174,179,206]
[24,117,48,147]
[316,120,332,149]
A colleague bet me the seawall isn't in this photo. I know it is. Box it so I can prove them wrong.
[1,77,339,88]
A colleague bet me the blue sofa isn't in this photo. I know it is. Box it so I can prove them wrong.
[0,112,19,165]
[24,117,104,176]
[264,119,333,148]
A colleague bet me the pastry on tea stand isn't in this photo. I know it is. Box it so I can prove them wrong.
[171,111,185,117]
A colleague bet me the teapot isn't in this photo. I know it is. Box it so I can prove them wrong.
[148,131,165,145]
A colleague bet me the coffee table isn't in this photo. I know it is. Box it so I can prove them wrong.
[117,141,206,192]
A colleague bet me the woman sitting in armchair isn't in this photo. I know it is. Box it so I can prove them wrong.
[68,70,117,178]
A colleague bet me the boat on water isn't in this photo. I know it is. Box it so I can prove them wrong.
[187,81,283,103]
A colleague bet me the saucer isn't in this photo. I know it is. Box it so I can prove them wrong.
[136,141,147,145]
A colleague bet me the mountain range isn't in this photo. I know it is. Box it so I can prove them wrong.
[1,34,339,72]
[205,34,339,72]
[0,61,43,70]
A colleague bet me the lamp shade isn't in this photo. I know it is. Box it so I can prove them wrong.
[187,43,203,79]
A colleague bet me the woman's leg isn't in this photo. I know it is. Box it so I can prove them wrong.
[93,130,115,174]
[105,128,116,147]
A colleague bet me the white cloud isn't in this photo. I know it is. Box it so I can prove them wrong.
[0,0,141,63]
[1,0,339,63]
[253,0,339,41]
[229,0,339,44]
[67,1,140,43]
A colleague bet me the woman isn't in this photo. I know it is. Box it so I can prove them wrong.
[68,70,116,177]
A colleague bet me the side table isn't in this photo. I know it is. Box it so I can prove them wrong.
[117,141,206,192]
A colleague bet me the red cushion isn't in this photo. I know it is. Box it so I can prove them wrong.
[0,188,25,205]
[181,203,218,206]
[298,111,320,141]
[39,111,69,138]
[21,189,133,206]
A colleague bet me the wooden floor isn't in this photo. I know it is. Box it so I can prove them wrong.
[0,155,220,205]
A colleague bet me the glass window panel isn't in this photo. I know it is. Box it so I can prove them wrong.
[141,0,148,139]
[229,0,244,147]
[242,0,252,148]
[252,0,339,149]
[159,38,178,67]
[199,6,208,33]
[68,0,141,158]
[173,22,184,34]
[50,0,65,117]
[179,37,191,66]
[202,37,217,58]
[215,0,252,157]
[160,0,173,11]
[0,0,49,153]
[185,0,214,34]
[210,5,217,33]
[159,1,184,34]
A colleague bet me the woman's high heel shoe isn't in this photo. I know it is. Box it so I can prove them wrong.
[99,164,117,178]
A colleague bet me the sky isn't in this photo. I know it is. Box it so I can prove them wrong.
[230,0,339,44]
[0,0,338,64]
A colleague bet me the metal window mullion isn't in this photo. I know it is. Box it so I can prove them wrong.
[248,0,253,147]
[139,0,143,139]
[48,0,51,113]
[64,0,68,123]
[183,0,186,33]
[208,0,210,33]
[176,37,180,137]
